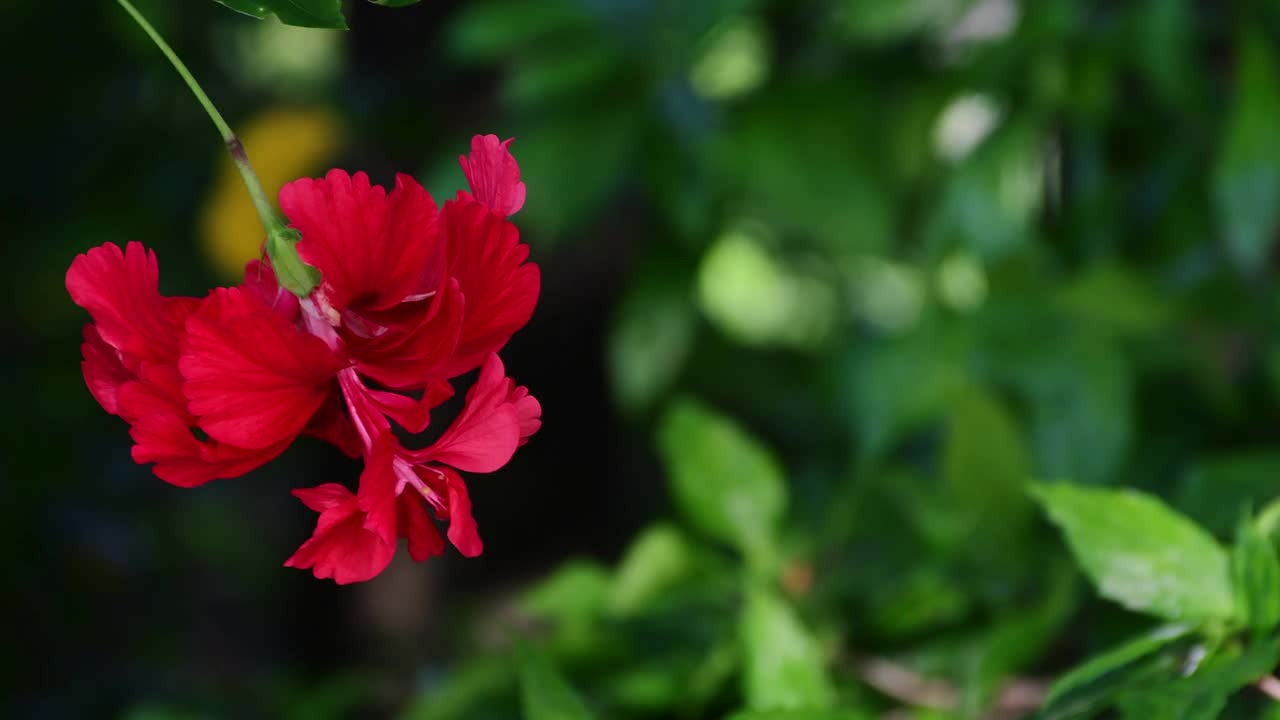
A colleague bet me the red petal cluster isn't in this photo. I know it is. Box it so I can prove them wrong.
[67,135,540,584]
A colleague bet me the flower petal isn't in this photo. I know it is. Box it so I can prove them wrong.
[66,242,192,366]
[80,325,132,416]
[441,199,540,376]
[128,412,287,487]
[397,493,446,562]
[180,286,344,450]
[292,483,355,512]
[280,170,442,313]
[413,353,520,473]
[284,489,396,585]
[439,467,482,557]
[346,280,464,391]
[459,134,525,216]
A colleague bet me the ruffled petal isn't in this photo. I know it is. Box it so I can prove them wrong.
[459,134,525,216]
[280,170,442,313]
[284,485,396,585]
[412,354,520,473]
[345,280,464,390]
[66,242,192,366]
[180,286,345,450]
[128,412,288,487]
[441,199,539,376]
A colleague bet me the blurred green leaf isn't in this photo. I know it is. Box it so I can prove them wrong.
[1232,515,1280,631]
[1022,342,1133,486]
[608,524,696,615]
[1054,263,1173,339]
[1178,452,1280,538]
[1117,636,1280,720]
[726,710,871,720]
[212,0,347,28]
[609,272,696,414]
[504,44,622,108]
[1214,30,1280,271]
[740,585,834,711]
[370,0,419,6]
[401,659,514,720]
[1033,484,1235,622]
[941,383,1031,546]
[448,0,589,62]
[1037,624,1192,720]
[522,560,612,624]
[657,398,786,568]
[518,644,594,720]
[930,121,1043,259]
[718,84,891,252]
[516,106,638,239]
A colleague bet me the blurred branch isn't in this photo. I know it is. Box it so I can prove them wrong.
[1256,675,1280,702]
[851,656,1047,720]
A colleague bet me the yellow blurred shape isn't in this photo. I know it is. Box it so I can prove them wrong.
[199,108,341,279]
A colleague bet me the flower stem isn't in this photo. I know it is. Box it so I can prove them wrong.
[115,0,282,234]
[113,0,319,296]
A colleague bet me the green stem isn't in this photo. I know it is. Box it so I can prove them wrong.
[115,0,283,234]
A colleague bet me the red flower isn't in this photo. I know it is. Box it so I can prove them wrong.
[68,135,541,583]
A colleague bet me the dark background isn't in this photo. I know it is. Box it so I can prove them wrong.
[5,0,1280,718]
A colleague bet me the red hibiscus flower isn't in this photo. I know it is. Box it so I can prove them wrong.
[68,135,541,584]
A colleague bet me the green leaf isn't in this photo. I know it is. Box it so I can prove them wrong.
[941,383,1031,545]
[1036,624,1192,720]
[1177,451,1280,537]
[447,0,588,62]
[657,399,786,568]
[1033,484,1235,622]
[522,560,612,624]
[1233,515,1280,631]
[518,644,594,720]
[369,0,420,6]
[1214,31,1280,271]
[609,271,695,414]
[608,524,696,615]
[212,0,347,29]
[725,710,871,720]
[1117,636,1280,720]
[740,585,834,711]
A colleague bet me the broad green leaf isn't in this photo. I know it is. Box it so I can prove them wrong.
[213,0,347,29]
[1215,30,1280,271]
[1177,452,1280,537]
[740,585,834,710]
[657,399,786,567]
[369,0,420,6]
[1233,516,1280,631]
[608,524,696,615]
[1033,484,1235,622]
[518,644,594,720]
[609,271,695,414]
[1037,624,1192,720]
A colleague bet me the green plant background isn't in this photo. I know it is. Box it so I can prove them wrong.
[5,0,1280,718]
